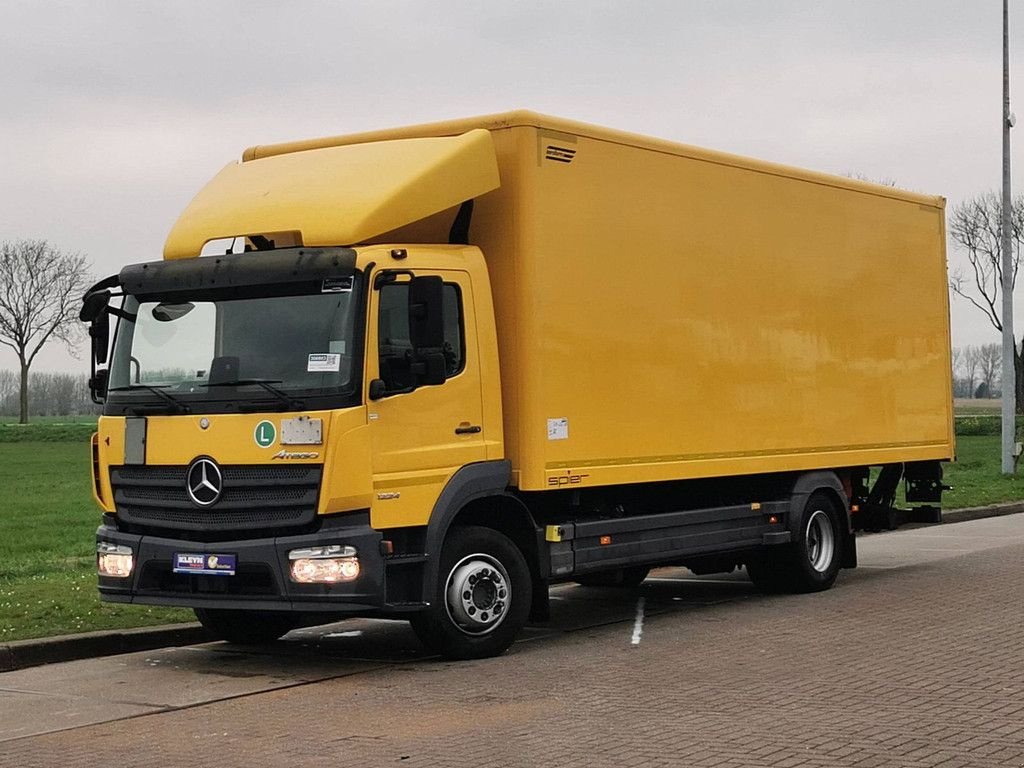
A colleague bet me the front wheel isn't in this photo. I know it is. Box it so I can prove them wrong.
[410,525,531,660]
[194,608,297,644]
[746,491,845,594]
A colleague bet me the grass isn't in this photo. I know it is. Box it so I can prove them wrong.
[0,441,191,642]
[0,415,100,424]
[0,415,98,443]
[953,397,1000,412]
[944,435,1024,508]
[0,418,1022,642]
[0,422,97,442]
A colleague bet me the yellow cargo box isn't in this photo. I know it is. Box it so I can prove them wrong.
[239,111,954,492]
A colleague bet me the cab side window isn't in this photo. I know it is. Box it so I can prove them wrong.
[378,282,464,393]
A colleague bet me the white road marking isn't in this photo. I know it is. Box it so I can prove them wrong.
[630,597,646,646]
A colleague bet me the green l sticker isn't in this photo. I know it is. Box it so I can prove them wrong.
[254,420,276,448]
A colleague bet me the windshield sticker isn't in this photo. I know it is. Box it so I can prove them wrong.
[322,277,354,293]
[328,340,347,355]
[547,418,569,441]
[308,353,341,372]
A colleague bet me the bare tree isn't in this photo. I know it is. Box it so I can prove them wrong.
[948,192,1024,409]
[963,345,982,398]
[0,370,97,418]
[0,368,16,413]
[977,342,1002,397]
[951,346,977,398]
[0,240,91,423]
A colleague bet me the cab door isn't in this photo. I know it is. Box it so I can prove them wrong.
[366,268,486,529]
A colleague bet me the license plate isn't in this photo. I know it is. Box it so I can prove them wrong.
[173,552,237,576]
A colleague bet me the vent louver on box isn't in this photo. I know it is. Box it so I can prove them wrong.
[545,145,577,164]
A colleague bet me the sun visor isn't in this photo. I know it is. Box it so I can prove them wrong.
[163,129,500,260]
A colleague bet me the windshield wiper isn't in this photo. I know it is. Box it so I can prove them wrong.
[204,379,305,411]
[108,384,191,414]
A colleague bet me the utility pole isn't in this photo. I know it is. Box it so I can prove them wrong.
[1002,0,1016,474]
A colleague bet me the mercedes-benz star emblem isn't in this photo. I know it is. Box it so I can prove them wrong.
[186,458,222,506]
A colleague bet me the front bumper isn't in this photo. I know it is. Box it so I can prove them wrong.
[96,513,385,613]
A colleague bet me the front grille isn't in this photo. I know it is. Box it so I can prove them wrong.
[111,464,321,536]
[122,485,310,505]
[119,505,309,527]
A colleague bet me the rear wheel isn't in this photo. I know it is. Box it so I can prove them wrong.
[575,566,651,588]
[410,525,531,660]
[747,491,845,593]
[194,608,297,644]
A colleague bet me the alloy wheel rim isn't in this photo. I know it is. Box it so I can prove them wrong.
[444,553,511,636]
[805,510,835,573]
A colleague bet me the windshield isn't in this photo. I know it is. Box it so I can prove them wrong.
[106,282,362,414]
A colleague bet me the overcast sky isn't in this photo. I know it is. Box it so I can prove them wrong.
[1,0,1020,372]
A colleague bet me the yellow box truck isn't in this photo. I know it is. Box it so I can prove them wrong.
[81,111,954,658]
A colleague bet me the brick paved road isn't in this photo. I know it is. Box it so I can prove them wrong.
[1,515,1023,768]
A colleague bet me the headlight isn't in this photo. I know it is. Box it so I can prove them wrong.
[288,545,360,583]
[97,542,134,578]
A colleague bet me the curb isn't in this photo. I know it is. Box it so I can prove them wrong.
[941,501,1024,525]
[2,502,1023,674]
[0,623,208,673]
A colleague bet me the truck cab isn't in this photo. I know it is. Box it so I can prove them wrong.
[85,239,524,657]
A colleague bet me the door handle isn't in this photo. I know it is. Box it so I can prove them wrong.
[455,424,482,435]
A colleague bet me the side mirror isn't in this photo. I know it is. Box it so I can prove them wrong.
[408,276,445,350]
[89,368,109,405]
[368,378,387,401]
[90,313,111,366]
[81,282,115,367]
[80,277,120,405]
[80,288,111,323]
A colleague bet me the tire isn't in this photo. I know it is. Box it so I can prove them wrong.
[410,525,531,660]
[746,491,845,594]
[194,608,297,644]
[575,566,650,588]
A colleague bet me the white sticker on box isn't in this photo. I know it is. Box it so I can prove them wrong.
[547,418,569,441]
[307,353,341,372]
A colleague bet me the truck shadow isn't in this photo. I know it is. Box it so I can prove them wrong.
[195,567,762,666]
[164,563,916,675]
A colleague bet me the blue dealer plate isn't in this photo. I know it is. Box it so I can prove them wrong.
[173,552,237,576]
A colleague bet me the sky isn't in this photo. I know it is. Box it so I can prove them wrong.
[0,0,1020,372]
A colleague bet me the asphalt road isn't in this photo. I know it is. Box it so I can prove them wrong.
[1,515,1023,768]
